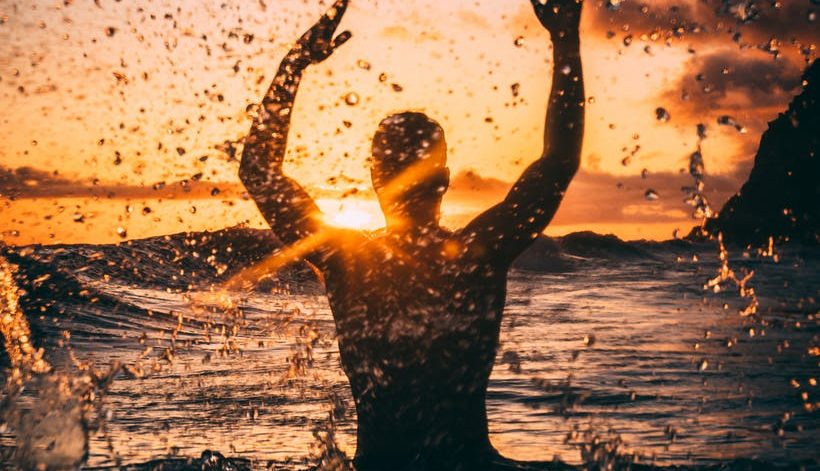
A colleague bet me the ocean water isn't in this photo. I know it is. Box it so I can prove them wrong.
[0,231,818,469]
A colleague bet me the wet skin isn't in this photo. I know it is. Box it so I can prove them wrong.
[321,227,507,467]
[239,0,584,468]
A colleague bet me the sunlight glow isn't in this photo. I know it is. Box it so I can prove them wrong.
[328,207,373,228]
[317,198,383,230]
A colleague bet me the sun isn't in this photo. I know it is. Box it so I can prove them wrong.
[328,207,374,228]
[317,198,383,230]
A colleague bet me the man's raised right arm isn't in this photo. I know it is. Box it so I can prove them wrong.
[462,0,584,263]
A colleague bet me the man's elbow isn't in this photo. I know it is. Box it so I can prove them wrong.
[567,154,581,179]
[237,164,252,186]
[557,165,579,191]
[542,149,580,178]
[533,154,578,196]
[238,151,261,187]
[237,163,263,195]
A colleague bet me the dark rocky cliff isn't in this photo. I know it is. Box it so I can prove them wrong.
[706,60,819,246]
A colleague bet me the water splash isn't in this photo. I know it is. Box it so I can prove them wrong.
[682,127,712,221]
[0,258,50,379]
[681,125,760,318]
[1,257,83,469]
[1,256,128,469]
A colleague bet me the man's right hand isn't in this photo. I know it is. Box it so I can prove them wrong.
[529,0,582,38]
[293,0,352,66]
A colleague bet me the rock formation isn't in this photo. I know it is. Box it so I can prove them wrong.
[706,60,819,246]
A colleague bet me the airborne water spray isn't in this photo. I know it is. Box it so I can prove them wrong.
[1,257,121,470]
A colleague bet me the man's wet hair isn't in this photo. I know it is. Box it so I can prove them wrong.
[371,112,446,190]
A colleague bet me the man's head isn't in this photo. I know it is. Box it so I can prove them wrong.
[371,112,449,230]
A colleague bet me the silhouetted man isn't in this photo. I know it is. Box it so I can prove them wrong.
[239,1,584,469]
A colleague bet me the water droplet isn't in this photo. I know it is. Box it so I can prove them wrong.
[391,83,403,92]
[655,107,670,122]
[717,115,747,133]
[105,27,117,37]
[644,189,659,201]
[511,83,520,97]
[116,227,128,238]
[696,123,707,139]
[623,35,633,46]
[514,36,525,47]
[689,151,704,178]
[344,92,359,106]
[560,65,572,75]
[606,0,622,10]
[356,59,371,70]
[717,115,737,126]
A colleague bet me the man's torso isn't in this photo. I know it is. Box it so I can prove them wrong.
[314,227,510,461]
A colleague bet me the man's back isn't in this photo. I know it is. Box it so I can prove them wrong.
[318,228,508,466]
[237,1,584,468]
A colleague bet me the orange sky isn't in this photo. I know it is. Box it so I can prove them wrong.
[0,0,816,244]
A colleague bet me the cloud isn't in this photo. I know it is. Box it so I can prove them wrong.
[457,10,492,31]
[585,0,818,53]
[660,49,802,120]
[0,165,243,200]
[442,168,743,227]
[448,169,511,195]
[379,25,443,42]
[552,168,741,225]
[585,1,705,38]
[1,166,73,190]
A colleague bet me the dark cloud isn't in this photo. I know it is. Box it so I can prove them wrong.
[723,1,819,50]
[586,0,818,56]
[586,1,705,39]
[662,49,803,116]
[1,166,72,189]
[0,166,78,198]
[0,165,243,200]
